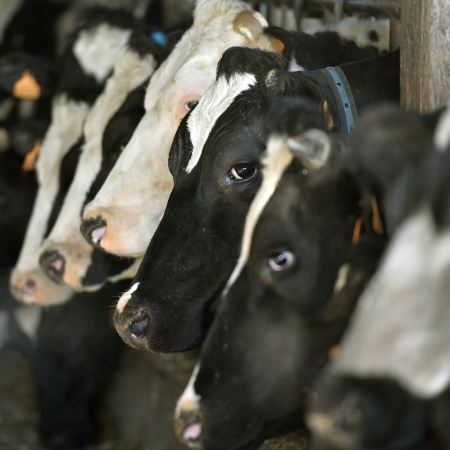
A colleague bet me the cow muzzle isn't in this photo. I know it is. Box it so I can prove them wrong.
[174,398,203,448]
[80,215,107,251]
[39,249,66,284]
[114,306,152,350]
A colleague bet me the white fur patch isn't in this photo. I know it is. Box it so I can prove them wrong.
[73,24,132,83]
[434,102,450,151]
[333,264,351,294]
[333,206,450,398]
[223,135,293,296]
[185,72,256,174]
[116,281,140,313]
[175,363,201,417]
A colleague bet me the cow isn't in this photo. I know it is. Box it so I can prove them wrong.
[172,97,395,450]
[112,46,399,354]
[80,0,388,258]
[306,104,450,450]
[10,7,145,305]
[37,34,164,293]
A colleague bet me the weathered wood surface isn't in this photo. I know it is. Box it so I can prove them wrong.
[400,0,450,112]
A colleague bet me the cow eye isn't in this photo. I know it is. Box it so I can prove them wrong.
[267,251,295,272]
[184,100,199,112]
[230,163,257,181]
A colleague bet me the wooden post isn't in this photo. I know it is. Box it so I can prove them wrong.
[400,0,450,112]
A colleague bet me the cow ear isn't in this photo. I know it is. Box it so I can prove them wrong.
[233,11,285,56]
[286,129,331,170]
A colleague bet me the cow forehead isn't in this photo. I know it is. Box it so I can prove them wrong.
[185,72,257,174]
[223,135,293,296]
[73,23,132,83]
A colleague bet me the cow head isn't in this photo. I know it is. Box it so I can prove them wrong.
[10,9,139,305]
[305,104,448,449]
[38,38,159,291]
[80,0,286,257]
[10,94,86,305]
[172,97,387,450]
[111,44,343,353]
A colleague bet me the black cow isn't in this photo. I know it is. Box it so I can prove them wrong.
[172,97,392,450]
[307,105,450,450]
[113,46,400,353]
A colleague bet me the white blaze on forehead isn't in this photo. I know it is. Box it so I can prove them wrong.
[223,135,294,296]
[73,24,132,83]
[434,102,450,151]
[175,363,201,417]
[116,281,140,313]
[333,206,450,398]
[185,72,256,174]
[14,94,90,274]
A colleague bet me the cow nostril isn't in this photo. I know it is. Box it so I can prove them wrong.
[183,422,202,445]
[130,315,150,338]
[39,250,65,283]
[80,216,106,247]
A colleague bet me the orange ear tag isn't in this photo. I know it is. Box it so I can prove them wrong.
[22,140,41,172]
[328,345,340,360]
[13,71,41,100]
[352,216,363,244]
[371,196,384,235]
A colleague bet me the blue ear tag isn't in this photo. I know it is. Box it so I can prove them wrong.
[151,31,167,47]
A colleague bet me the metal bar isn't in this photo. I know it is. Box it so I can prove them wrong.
[305,0,401,19]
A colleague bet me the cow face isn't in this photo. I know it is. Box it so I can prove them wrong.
[173,117,386,449]
[111,47,333,353]
[10,11,137,305]
[38,41,158,291]
[305,105,450,449]
[80,0,286,257]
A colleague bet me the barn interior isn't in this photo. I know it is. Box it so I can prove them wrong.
[1,1,449,449]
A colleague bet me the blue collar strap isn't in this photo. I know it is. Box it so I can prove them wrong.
[320,66,358,133]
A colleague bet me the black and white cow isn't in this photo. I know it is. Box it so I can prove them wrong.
[10,7,146,305]
[172,97,398,450]
[113,46,399,353]
[307,104,450,450]
[80,0,388,258]
[37,33,165,292]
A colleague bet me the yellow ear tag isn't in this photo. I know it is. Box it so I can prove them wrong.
[22,140,41,172]
[13,71,41,100]
[323,101,334,130]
